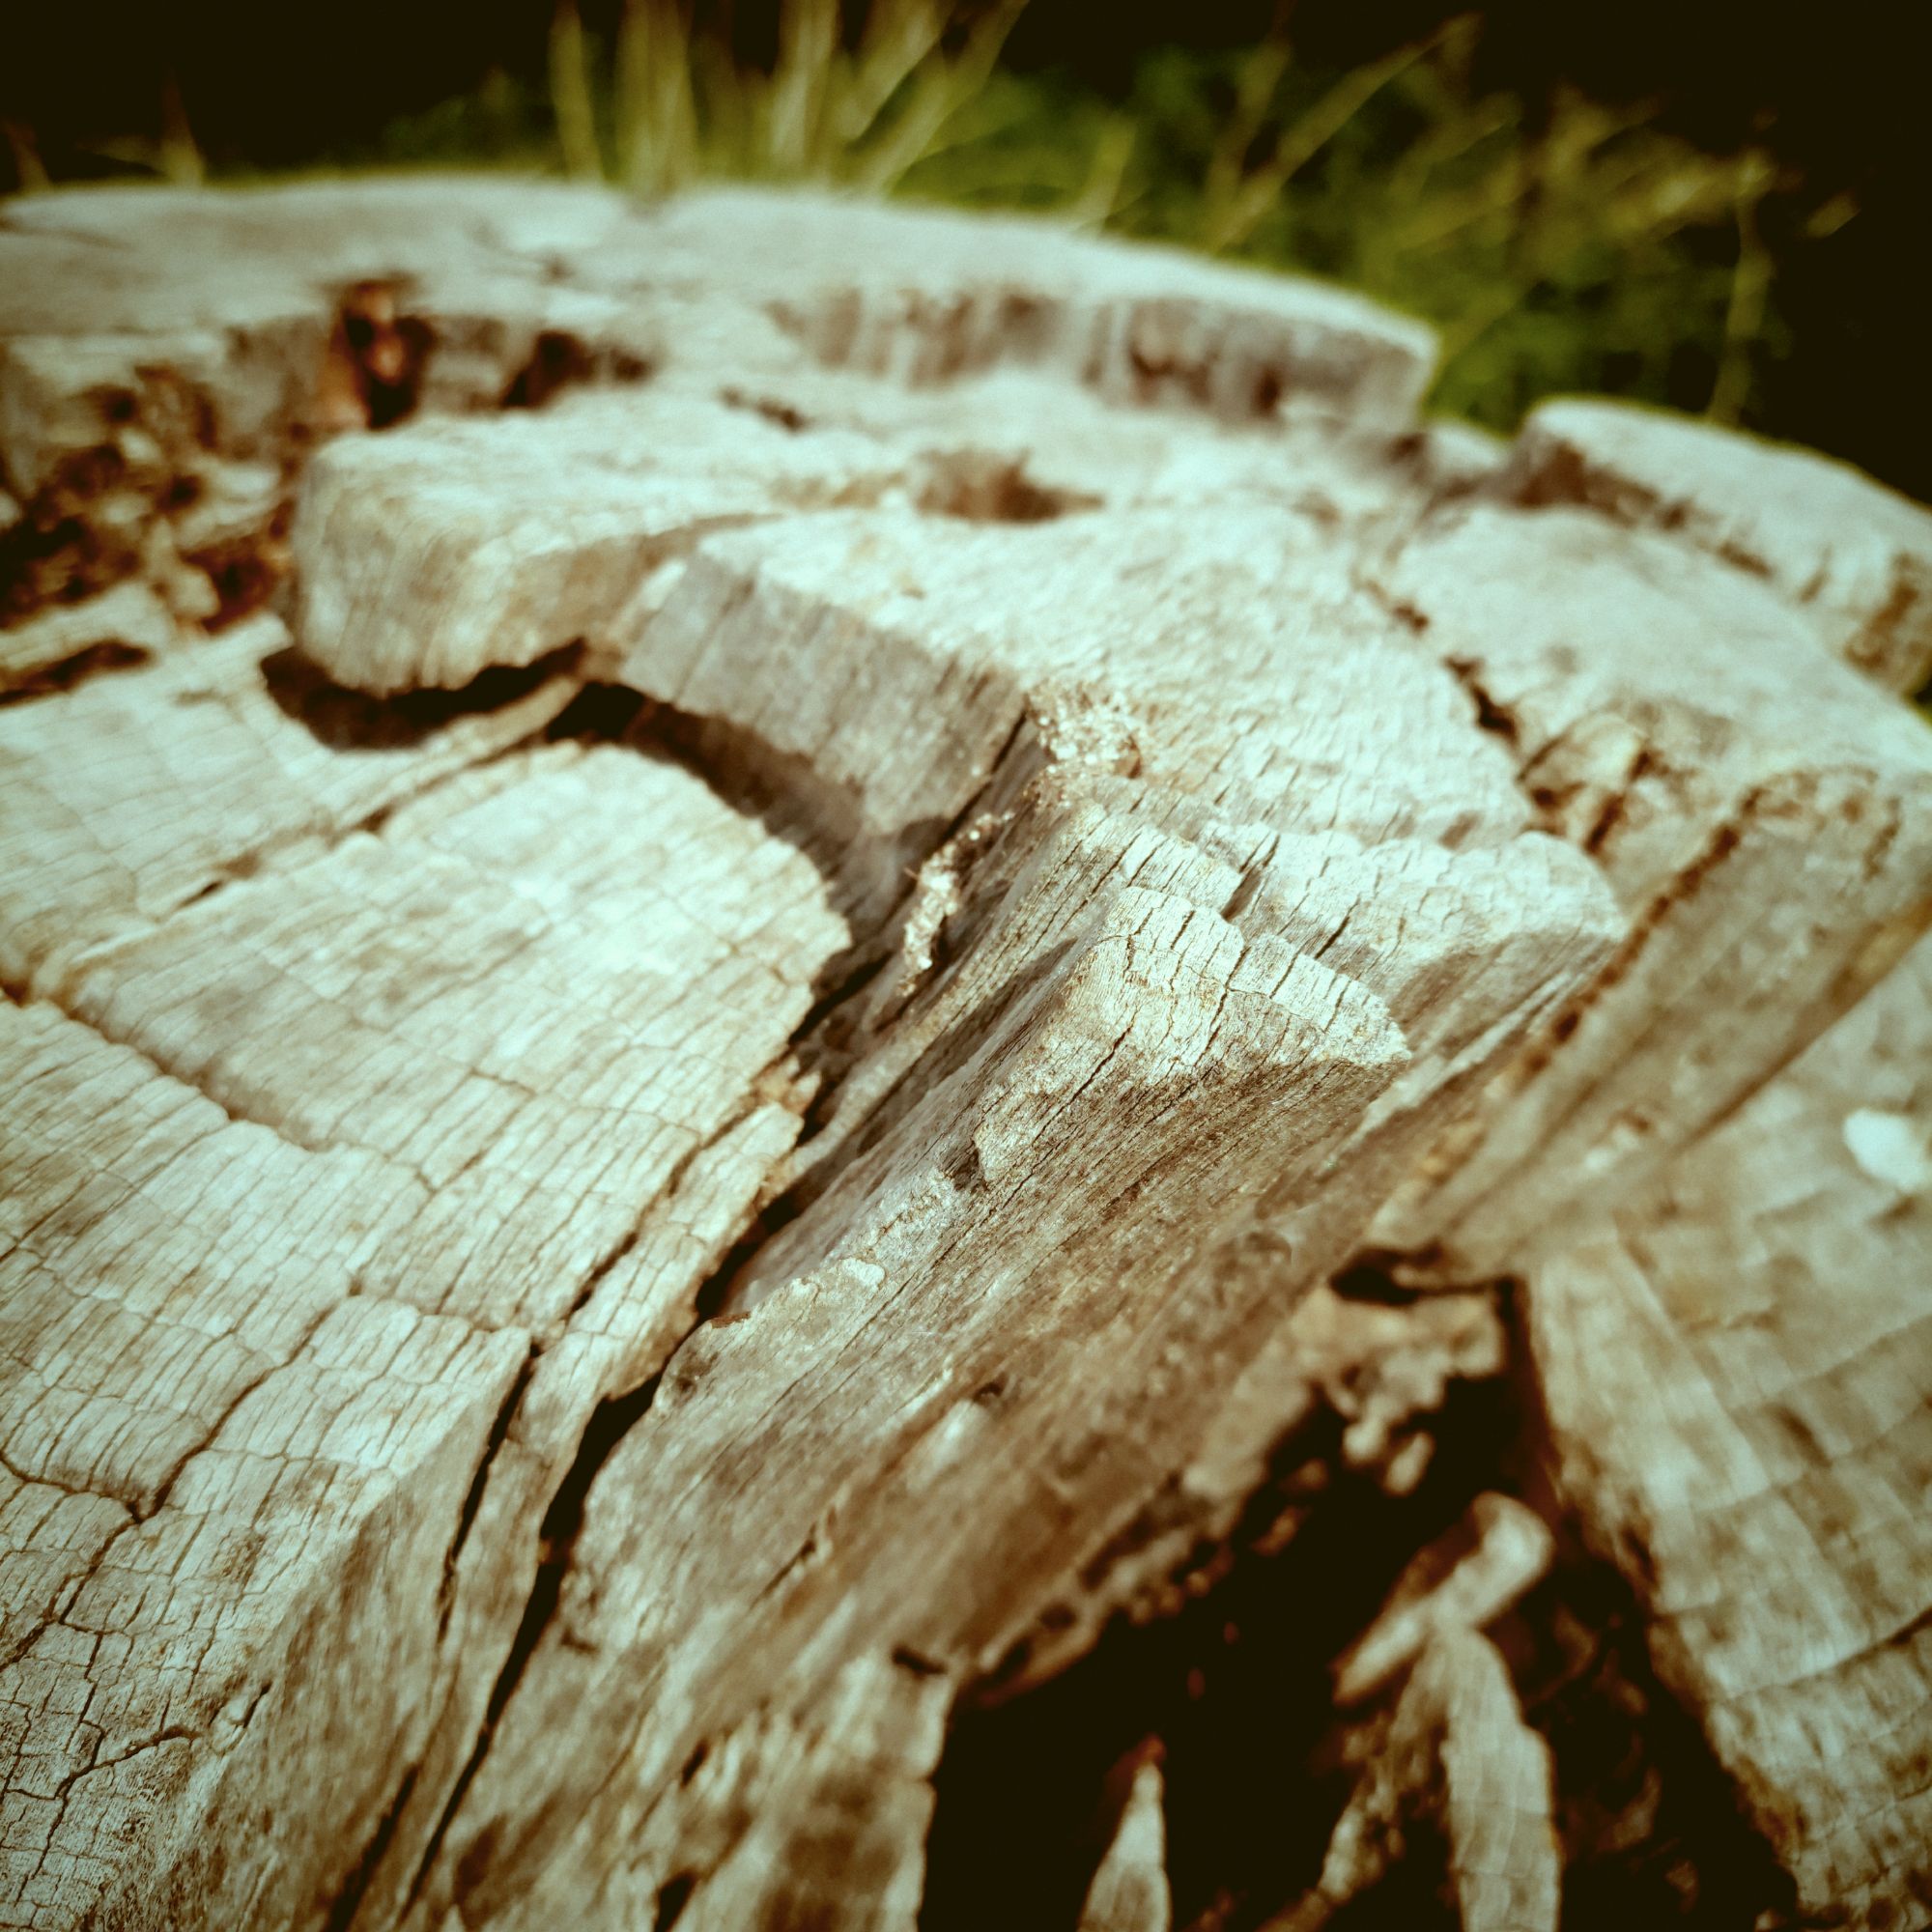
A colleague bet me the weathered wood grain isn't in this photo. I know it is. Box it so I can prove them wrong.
[0,1000,531,1930]
[2,705,848,1927]
[288,388,918,695]
[284,368,1450,700]
[632,185,1438,427]
[1333,1492,1554,1707]
[1276,1629,1562,1932]
[0,612,581,994]
[2,175,1433,695]
[400,499,1616,1923]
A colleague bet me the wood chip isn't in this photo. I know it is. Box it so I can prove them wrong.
[1275,1628,1560,1932]
[1079,1759,1172,1932]
[1335,1492,1555,1706]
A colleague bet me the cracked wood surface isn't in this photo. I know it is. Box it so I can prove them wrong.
[1,1000,532,1929]
[2,694,847,1927]
[0,612,583,993]
[2,177,1930,1932]
[0,174,1430,695]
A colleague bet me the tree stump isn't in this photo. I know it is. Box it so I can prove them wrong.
[1,178,1928,1932]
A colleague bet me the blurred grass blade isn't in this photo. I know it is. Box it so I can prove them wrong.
[1709,150,1776,423]
[770,0,841,175]
[1203,32,1293,244]
[617,0,699,195]
[1206,15,1467,252]
[1069,114,1137,228]
[853,0,1031,193]
[159,75,206,185]
[550,0,606,180]
[3,121,50,192]
[838,0,952,153]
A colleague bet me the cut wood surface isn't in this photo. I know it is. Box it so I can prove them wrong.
[1,178,1928,1932]
[1365,501,1932,1270]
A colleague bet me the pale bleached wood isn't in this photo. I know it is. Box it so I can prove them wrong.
[288,387,919,695]
[2,177,1432,668]
[1078,1759,1171,1932]
[624,185,1438,428]
[0,999,532,1931]
[0,580,175,695]
[0,179,643,339]
[0,178,769,663]
[283,366,1455,700]
[408,502,1616,1924]
[53,732,845,1340]
[615,503,1558,907]
[2,718,847,1930]
[282,369,1932,1298]
[1,178,1495,1932]
[1502,397,1932,693]
[659,360,1443,530]
[1523,935,1932,1924]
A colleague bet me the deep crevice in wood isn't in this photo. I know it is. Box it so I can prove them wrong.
[922,1267,1801,1932]
[402,1358,677,1916]
[923,1378,1516,1930]
[0,638,150,706]
[259,639,586,755]
[324,1765,420,1932]
[438,1350,540,1643]
[1485,1280,1799,1932]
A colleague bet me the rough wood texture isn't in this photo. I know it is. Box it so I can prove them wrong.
[636,186,1439,427]
[2,178,1929,1932]
[1333,1492,1554,1707]
[0,997,533,1928]
[0,613,582,991]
